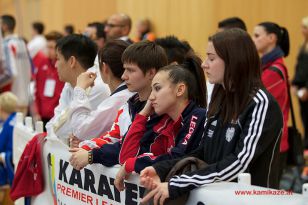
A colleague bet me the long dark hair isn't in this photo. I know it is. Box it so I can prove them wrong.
[258,22,290,57]
[159,54,207,108]
[208,28,262,123]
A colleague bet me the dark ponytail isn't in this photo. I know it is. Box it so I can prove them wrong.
[258,22,290,57]
[182,54,207,107]
[99,40,129,79]
[280,27,290,57]
[159,54,207,108]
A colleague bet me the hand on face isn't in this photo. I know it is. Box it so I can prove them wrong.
[139,100,155,117]
[69,147,89,170]
[76,72,97,90]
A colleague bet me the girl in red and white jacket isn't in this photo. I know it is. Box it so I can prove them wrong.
[114,55,207,191]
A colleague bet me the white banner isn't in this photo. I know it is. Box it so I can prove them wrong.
[32,136,145,205]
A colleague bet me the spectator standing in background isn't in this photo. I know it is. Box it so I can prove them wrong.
[292,16,308,150]
[63,24,75,36]
[33,31,65,126]
[27,22,47,62]
[0,15,32,115]
[134,18,155,42]
[217,17,247,32]
[84,22,106,50]
[0,20,11,90]
[253,22,290,177]
[104,13,133,44]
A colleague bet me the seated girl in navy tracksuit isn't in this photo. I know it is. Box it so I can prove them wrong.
[114,55,207,191]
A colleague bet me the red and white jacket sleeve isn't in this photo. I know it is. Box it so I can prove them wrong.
[79,109,124,151]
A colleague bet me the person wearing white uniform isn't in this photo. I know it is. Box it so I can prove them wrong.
[69,40,134,142]
[0,15,31,114]
[45,34,110,141]
[0,21,11,88]
[27,22,47,58]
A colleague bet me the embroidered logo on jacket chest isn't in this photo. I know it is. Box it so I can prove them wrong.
[225,127,235,142]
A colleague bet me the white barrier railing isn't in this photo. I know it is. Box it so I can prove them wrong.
[12,114,308,205]
[13,113,44,167]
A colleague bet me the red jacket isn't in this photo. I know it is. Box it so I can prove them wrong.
[34,58,64,119]
[10,132,46,201]
[32,51,48,75]
[262,57,289,152]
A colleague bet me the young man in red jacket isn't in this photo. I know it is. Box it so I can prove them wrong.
[33,31,65,126]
